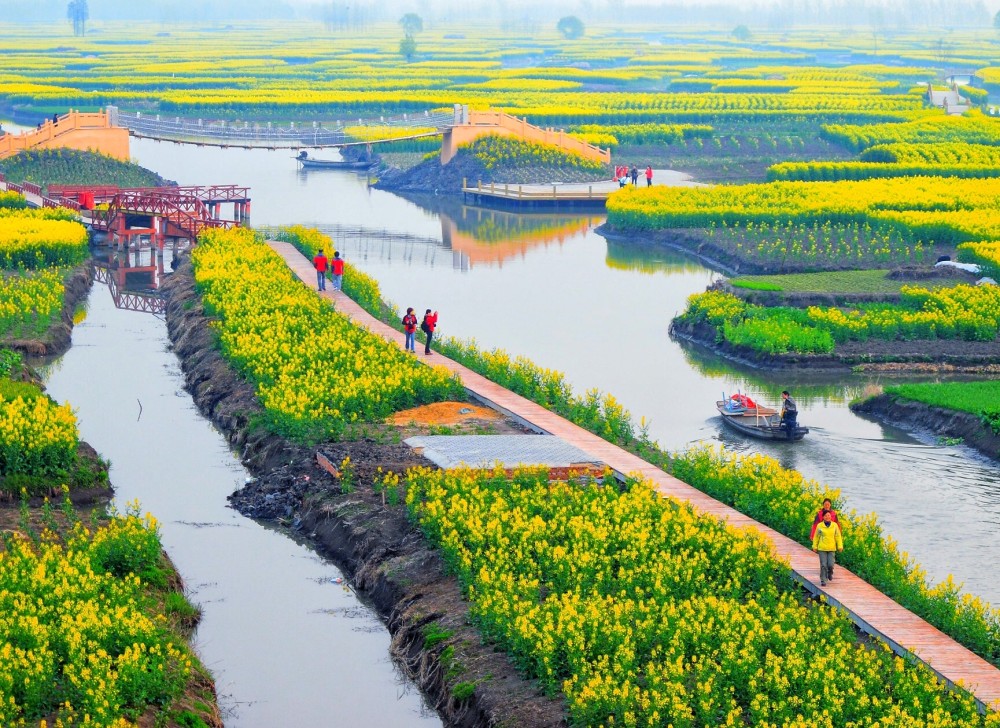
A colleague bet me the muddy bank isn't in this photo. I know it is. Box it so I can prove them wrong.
[852,394,1000,462]
[671,319,1000,373]
[5,264,92,358]
[161,257,566,727]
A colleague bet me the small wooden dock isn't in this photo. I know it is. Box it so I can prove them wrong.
[461,178,613,210]
[270,238,1000,710]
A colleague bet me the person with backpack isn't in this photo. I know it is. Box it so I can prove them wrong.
[421,309,438,355]
[811,509,843,587]
[330,251,345,291]
[402,307,418,353]
[312,249,328,291]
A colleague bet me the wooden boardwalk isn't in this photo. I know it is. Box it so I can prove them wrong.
[270,240,1000,709]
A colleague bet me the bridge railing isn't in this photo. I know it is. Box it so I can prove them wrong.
[108,106,455,149]
[0,111,112,159]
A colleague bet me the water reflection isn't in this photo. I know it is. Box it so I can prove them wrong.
[605,239,712,275]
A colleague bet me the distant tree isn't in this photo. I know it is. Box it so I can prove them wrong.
[399,13,423,36]
[67,0,88,36]
[557,15,585,40]
[731,24,752,41]
[399,34,417,62]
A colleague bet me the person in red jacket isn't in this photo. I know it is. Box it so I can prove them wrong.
[421,309,438,355]
[645,165,653,187]
[402,307,418,353]
[330,250,345,291]
[809,498,839,541]
[312,249,328,291]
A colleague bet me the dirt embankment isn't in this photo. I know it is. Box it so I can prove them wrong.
[4,264,92,358]
[852,394,1000,462]
[670,318,1000,373]
[160,259,566,727]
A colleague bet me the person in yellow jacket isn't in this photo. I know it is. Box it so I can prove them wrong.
[811,510,843,586]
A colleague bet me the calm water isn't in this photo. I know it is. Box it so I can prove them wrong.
[35,135,1000,721]
[41,283,440,727]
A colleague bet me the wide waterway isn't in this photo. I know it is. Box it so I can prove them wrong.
[27,134,1000,723]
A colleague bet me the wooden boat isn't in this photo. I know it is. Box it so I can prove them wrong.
[716,394,809,441]
[295,152,376,170]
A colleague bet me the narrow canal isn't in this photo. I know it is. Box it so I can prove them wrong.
[40,282,440,727]
[31,135,1000,723]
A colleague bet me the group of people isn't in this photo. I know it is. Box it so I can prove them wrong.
[614,164,653,188]
[312,249,345,292]
[402,308,438,355]
[311,248,439,355]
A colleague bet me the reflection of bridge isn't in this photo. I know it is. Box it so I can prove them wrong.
[92,244,174,315]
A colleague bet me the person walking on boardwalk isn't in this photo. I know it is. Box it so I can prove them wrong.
[779,390,798,438]
[645,165,653,187]
[809,498,839,541]
[630,164,639,186]
[421,309,438,355]
[313,249,328,291]
[402,307,418,353]
[812,510,843,586]
[330,250,345,291]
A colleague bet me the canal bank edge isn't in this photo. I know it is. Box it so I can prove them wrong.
[852,394,1000,463]
[5,263,92,358]
[160,257,567,728]
[670,316,1000,373]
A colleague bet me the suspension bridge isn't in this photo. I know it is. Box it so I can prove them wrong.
[0,106,610,164]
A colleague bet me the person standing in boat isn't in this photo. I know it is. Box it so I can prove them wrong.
[809,498,839,541]
[812,510,843,587]
[313,249,328,291]
[779,390,798,437]
[330,250,345,291]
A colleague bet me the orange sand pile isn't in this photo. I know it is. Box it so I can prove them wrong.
[389,401,504,426]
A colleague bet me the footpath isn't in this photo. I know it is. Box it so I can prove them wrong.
[271,239,1000,709]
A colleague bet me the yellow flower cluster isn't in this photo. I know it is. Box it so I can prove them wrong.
[191,227,462,439]
[0,511,191,726]
[0,269,64,339]
[0,380,78,478]
[0,209,88,270]
[404,465,996,726]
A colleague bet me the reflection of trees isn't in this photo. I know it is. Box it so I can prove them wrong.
[674,336,866,408]
[605,240,714,276]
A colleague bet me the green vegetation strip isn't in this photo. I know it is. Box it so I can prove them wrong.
[885,382,1000,436]
[729,269,966,295]
[405,465,991,725]
[678,286,1000,356]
